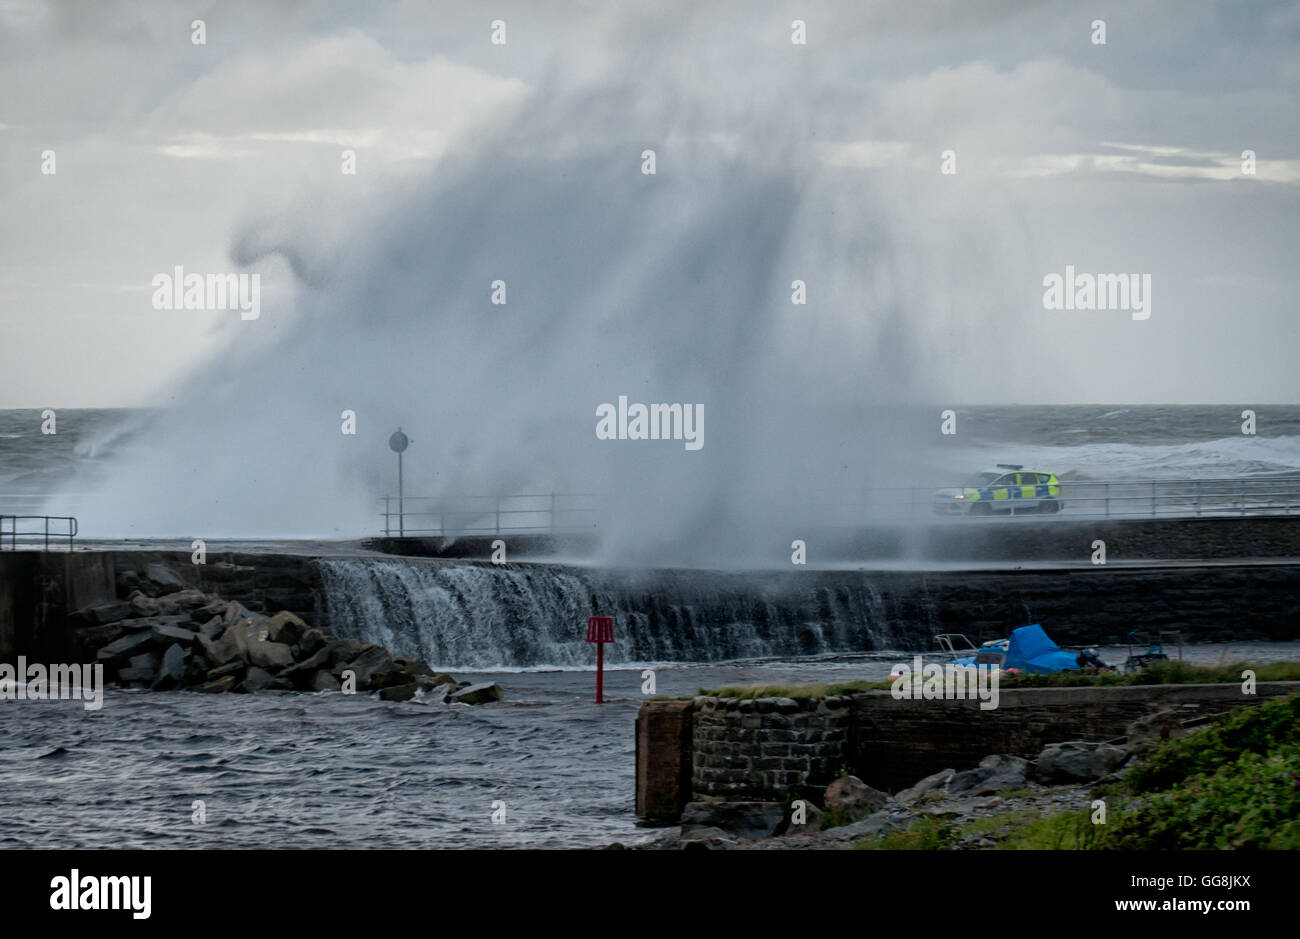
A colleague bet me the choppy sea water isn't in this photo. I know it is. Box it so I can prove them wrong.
[4,405,1300,501]
[3,645,1297,849]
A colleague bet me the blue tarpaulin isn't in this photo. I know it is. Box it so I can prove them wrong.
[1004,623,1079,673]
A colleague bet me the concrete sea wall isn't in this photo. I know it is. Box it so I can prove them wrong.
[637,682,1300,821]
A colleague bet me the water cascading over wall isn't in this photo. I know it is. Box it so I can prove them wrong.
[315,556,1300,670]
[316,558,911,669]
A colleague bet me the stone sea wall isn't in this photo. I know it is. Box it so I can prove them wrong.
[637,681,1300,821]
[691,694,853,799]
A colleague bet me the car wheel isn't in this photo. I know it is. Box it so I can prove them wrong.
[971,502,992,516]
[1042,499,1061,514]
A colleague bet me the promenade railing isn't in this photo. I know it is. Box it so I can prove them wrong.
[378,476,1300,535]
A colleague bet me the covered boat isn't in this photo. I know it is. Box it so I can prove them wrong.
[1003,623,1080,674]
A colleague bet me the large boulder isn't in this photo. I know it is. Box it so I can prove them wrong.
[126,652,159,681]
[152,643,187,690]
[282,645,331,674]
[197,616,225,640]
[895,768,955,804]
[75,623,126,653]
[71,600,134,627]
[145,563,186,595]
[451,682,503,705]
[297,628,327,658]
[266,611,307,646]
[328,638,366,668]
[247,641,294,672]
[279,648,332,689]
[1036,741,1129,783]
[824,775,890,822]
[116,569,141,596]
[1126,710,1187,754]
[222,601,254,626]
[339,646,399,689]
[194,600,228,623]
[947,755,1029,795]
[394,655,434,677]
[240,616,271,643]
[310,670,340,692]
[207,627,248,668]
[681,800,786,839]
[199,675,238,693]
[154,588,209,615]
[205,661,245,681]
[128,591,162,617]
[96,631,157,667]
[784,800,825,835]
[379,682,420,702]
[150,622,201,648]
[309,671,340,691]
[678,826,738,850]
[241,666,277,692]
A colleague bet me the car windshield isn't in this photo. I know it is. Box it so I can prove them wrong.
[967,473,1001,486]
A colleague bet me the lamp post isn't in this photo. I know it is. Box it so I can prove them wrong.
[389,428,409,537]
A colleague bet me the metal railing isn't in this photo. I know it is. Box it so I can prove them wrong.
[381,492,608,537]
[797,475,1300,524]
[382,476,1300,535]
[0,515,78,550]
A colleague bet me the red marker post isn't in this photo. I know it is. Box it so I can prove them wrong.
[586,616,615,703]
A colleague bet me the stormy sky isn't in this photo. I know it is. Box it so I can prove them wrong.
[2,0,1298,410]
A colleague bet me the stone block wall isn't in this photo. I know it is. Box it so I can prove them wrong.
[691,694,854,800]
[851,682,1300,791]
[636,681,1300,821]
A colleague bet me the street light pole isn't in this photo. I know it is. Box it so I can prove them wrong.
[389,428,410,538]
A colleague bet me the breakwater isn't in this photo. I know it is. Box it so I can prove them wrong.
[2,543,1299,669]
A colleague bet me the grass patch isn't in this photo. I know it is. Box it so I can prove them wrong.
[962,808,1040,837]
[696,661,1299,702]
[999,787,1035,800]
[997,659,1300,689]
[856,817,955,850]
[996,808,1106,850]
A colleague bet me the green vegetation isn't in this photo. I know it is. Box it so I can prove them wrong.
[852,692,1300,851]
[1108,745,1300,849]
[1126,691,1300,792]
[997,659,1300,689]
[994,808,1106,850]
[693,660,1298,701]
[856,817,956,850]
[1104,693,1300,849]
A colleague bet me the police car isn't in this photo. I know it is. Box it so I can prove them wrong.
[933,465,1063,516]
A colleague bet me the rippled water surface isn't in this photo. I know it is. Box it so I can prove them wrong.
[3,645,1297,849]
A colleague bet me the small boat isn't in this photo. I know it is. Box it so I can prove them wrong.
[934,633,1010,670]
[935,624,1089,674]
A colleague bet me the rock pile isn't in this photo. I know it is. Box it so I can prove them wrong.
[670,715,1179,849]
[70,563,502,704]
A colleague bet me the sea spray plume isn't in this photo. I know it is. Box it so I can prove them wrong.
[61,73,949,557]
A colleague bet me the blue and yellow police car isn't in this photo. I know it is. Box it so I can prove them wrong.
[933,464,1064,516]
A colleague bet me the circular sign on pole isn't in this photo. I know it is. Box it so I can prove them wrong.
[389,429,409,453]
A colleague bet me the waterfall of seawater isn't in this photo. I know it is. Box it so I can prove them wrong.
[316,558,917,669]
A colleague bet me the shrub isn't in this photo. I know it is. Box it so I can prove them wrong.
[1126,693,1300,793]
